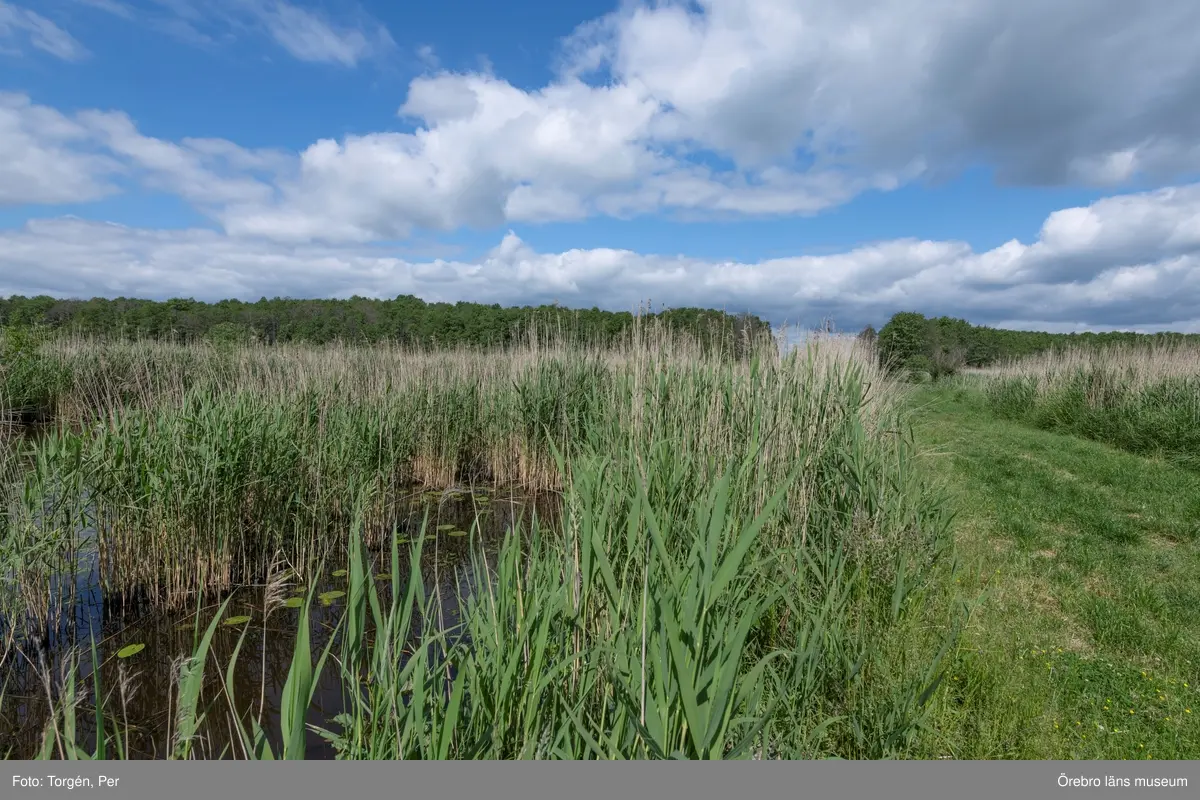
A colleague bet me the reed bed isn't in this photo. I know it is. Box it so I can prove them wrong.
[972,342,1200,468]
[16,437,958,760]
[4,324,938,608]
[2,321,963,758]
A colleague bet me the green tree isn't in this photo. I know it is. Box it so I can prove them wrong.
[877,312,930,372]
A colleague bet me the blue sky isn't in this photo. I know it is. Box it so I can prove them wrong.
[2,0,1200,331]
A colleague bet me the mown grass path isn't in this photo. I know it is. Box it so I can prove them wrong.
[909,385,1200,759]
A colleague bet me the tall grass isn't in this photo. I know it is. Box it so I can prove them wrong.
[975,343,1200,469]
[0,326,68,426]
[1,320,963,758]
[13,439,958,760]
[4,323,938,608]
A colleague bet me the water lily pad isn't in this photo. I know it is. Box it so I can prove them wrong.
[437,524,455,532]
[475,497,490,503]
[331,569,348,577]
[318,590,346,606]
[282,597,304,609]
[449,529,468,537]
[223,615,251,626]
[375,573,391,581]
[116,643,145,659]
[425,535,438,541]
[292,586,307,595]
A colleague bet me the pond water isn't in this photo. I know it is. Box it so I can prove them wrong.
[0,488,558,759]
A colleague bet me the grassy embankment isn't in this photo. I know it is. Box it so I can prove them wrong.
[977,343,1200,470]
[910,344,1199,759]
[1,324,962,759]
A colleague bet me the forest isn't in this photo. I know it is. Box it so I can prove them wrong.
[0,294,770,350]
[869,311,1200,375]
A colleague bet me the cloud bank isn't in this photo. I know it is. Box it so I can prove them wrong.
[4,181,1199,332]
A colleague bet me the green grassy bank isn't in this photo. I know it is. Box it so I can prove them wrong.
[911,385,1200,759]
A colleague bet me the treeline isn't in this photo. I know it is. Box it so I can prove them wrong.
[0,294,770,352]
[870,312,1200,377]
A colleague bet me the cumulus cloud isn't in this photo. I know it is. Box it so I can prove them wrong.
[224,76,669,241]
[0,1,88,60]
[574,0,1200,183]
[4,184,1199,332]
[225,70,927,243]
[0,93,119,204]
[210,0,1200,242]
[11,1,1200,243]
[78,110,284,207]
[0,93,285,208]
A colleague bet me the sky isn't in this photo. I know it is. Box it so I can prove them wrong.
[2,0,1200,332]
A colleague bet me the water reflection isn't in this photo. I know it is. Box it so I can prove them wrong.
[0,490,558,759]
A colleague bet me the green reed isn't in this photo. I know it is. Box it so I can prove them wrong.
[2,321,964,758]
[3,324,935,608]
[978,343,1200,469]
[16,429,958,759]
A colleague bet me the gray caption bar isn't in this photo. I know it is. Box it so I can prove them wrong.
[6,761,1196,800]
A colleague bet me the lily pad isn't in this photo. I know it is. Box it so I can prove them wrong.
[448,529,468,537]
[318,590,346,606]
[425,535,438,541]
[437,524,455,532]
[116,643,145,659]
[375,573,391,581]
[282,597,304,609]
[331,569,348,577]
[223,615,252,626]
[292,586,307,595]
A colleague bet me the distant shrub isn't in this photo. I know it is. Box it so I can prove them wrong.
[929,342,967,381]
[878,313,929,374]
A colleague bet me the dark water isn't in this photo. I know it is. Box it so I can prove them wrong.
[0,489,557,759]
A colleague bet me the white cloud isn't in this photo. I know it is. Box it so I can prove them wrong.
[223,71,927,243]
[0,93,119,204]
[78,109,283,207]
[72,0,133,18]
[4,183,1200,332]
[252,1,391,66]
[200,0,1200,242]
[0,93,285,208]
[0,1,88,60]
[12,1,1200,243]
[415,44,438,69]
[578,0,1200,182]
[78,0,394,65]
[221,76,669,241]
